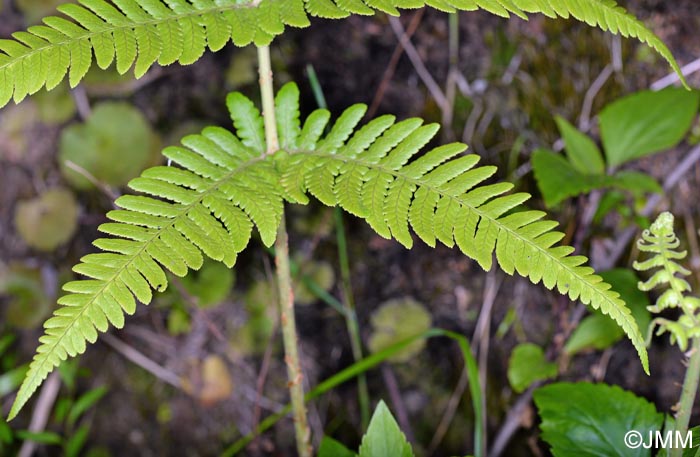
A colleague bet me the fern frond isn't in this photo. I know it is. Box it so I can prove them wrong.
[0,0,686,108]
[8,101,280,420]
[275,89,647,374]
[633,212,700,351]
[10,82,647,421]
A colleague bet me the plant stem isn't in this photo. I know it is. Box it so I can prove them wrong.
[257,45,312,457]
[258,46,279,154]
[334,209,371,429]
[673,336,700,457]
[306,62,370,429]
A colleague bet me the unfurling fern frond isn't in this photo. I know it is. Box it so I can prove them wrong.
[0,0,687,108]
[10,82,648,420]
[633,212,700,351]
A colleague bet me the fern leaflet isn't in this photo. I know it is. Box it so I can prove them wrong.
[0,0,687,108]
[9,82,647,420]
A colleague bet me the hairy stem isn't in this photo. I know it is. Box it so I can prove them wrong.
[258,46,279,154]
[673,336,700,457]
[257,45,311,457]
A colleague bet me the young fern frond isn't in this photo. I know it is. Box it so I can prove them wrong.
[633,212,700,351]
[9,82,648,420]
[0,0,686,107]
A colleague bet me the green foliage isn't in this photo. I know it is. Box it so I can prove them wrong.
[9,81,647,421]
[0,265,53,329]
[13,187,79,251]
[180,259,235,308]
[319,436,356,457]
[633,212,700,351]
[59,102,160,189]
[0,0,687,107]
[564,268,651,356]
[601,89,700,168]
[318,401,416,457]
[358,401,414,457]
[533,146,663,207]
[368,297,431,362]
[555,115,604,175]
[534,382,664,457]
[533,88,699,208]
[293,257,335,306]
[507,342,557,393]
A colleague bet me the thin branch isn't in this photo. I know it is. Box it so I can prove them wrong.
[101,332,182,388]
[366,9,425,120]
[62,159,119,202]
[578,65,613,132]
[70,85,91,120]
[651,57,700,90]
[381,364,415,443]
[488,384,539,457]
[388,16,448,112]
[17,371,61,457]
[471,271,501,457]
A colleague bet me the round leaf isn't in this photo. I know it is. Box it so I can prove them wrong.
[59,102,160,189]
[14,188,79,251]
[368,298,431,363]
[507,343,557,393]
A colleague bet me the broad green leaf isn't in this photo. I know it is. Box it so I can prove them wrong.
[532,149,606,207]
[610,171,662,197]
[555,116,604,175]
[534,382,664,457]
[533,150,662,208]
[600,88,700,168]
[565,269,651,355]
[359,401,414,457]
[319,436,356,457]
[507,343,557,393]
[564,313,624,356]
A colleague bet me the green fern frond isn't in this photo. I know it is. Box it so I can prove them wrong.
[633,212,700,351]
[9,81,647,420]
[0,0,686,108]
[276,85,647,375]
[7,100,281,420]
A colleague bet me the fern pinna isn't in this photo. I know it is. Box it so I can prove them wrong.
[0,0,688,106]
[8,82,647,419]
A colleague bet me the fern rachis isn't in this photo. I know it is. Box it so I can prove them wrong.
[0,0,689,107]
[8,81,648,420]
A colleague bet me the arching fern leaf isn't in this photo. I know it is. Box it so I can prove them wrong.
[9,82,647,420]
[0,0,687,108]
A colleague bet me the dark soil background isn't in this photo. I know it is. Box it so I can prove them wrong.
[1,1,700,456]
